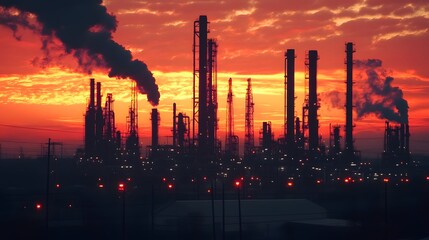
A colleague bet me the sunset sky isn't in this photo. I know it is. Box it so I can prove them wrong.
[0,0,428,158]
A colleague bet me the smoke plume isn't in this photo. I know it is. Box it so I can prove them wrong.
[0,0,160,106]
[320,90,344,110]
[355,59,408,124]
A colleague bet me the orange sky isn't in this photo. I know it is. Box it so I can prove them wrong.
[0,0,429,158]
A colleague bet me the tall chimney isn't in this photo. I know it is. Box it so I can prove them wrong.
[198,15,208,152]
[178,113,185,147]
[345,42,355,155]
[285,49,295,149]
[405,124,410,154]
[400,123,405,151]
[151,108,159,147]
[95,82,103,151]
[90,78,95,109]
[308,50,319,151]
[96,82,102,110]
[85,78,96,156]
[173,103,177,147]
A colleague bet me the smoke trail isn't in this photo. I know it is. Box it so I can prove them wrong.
[355,59,409,124]
[0,8,38,40]
[0,0,160,106]
[320,90,344,110]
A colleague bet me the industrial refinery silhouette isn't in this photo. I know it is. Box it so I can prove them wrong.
[1,11,428,240]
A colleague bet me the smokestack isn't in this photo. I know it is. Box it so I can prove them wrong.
[285,49,295,148]
[90,78,95,109]
[173,103,177,147]
[262,122,272,149]
[198,15,208,152]
[406,124,410,154]
[400,123,405,151]
[85,78,96,156]
[333,125,341,153]
[95,82,103,152]
[345,42,355,155]
[96,82,102,110]
[384,121,389,153]
[178,113,185,148]
[151,108,159,147]
[308,50,319,151]
[295,117,301,139]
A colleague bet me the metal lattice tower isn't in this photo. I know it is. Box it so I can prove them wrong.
[244,78,255,157]
[103,93,116,140]
[125,81,140,160]
[226,78,239,156]
[127,81,138,136]
[208,39,218,153]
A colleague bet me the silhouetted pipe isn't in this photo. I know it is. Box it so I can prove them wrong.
[85,79,96,156]
[308,50,319,151]
[151,108,159,146]
[345,42,355,154]
[295,117,301,141]
[178,113,185,147]
[405,124,410,154]
[90,78,95,109]
[286,49,295,147]
[173,103,177,146]
[400,123,405,151]
[95,82,103,151]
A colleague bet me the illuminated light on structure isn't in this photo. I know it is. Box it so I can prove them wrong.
[383,178,389,183]
[98,184,104,188]
[287,182,293,187]
[168,184,173,189]
[235,181,241,187]
[36,203,42,209]
[118,183,125,191]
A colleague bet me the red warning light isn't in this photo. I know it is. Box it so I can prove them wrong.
[36,203,42,209]
[344,179,349,183]
[426,176,429,181]
[118,183,125,191]
[287,182,293,187]
[207,189,211,193]
[56,184,60,188]
[98,184,104,188]
[168,184,173,189]
[383,178,389,183]
[162,177,166,182]
[316,180,321,184]
[235,181,241,187]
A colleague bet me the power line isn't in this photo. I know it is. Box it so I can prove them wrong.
[0,123,81,134]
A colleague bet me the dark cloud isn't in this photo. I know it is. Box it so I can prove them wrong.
[0,0,160,105]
